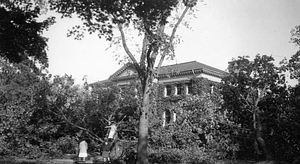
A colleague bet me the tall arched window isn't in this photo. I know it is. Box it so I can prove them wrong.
[164,85,172,97]
[165,110,171,124]
[162,110,172,127]
[186,83,192,95]
[176,84,183,95]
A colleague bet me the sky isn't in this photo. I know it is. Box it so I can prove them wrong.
[41,0,300,85]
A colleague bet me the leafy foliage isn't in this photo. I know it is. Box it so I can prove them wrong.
[49,0,181,41]
[260,84,300,163]
[290,25,300,47]
[0,64,141,159]
[222,55,284,160]
[0,58,47,157]
[1,52,299,163]
[221,54,300,163]
[0,1,55,67]
[289,25,300,83]
[283,50,300,82]
[149,93,239,164]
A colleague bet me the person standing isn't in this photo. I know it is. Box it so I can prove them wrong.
[78,139,88,162]
[107,123,117,142]
[102,141,111,163]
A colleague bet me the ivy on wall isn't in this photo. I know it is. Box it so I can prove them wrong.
[156,77,219,113]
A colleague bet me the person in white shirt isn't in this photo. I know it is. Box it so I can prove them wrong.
[106,123,117,142]
[78,139,88,162]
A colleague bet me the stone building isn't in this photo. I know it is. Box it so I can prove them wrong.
[96,61,227,126]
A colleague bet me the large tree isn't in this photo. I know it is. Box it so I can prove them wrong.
[221,55,287,160]
[49,0,198,163]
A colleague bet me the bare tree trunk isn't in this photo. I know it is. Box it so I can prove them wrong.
[253,110,272,160]
[136,81,150,164]
[137,106,149,164]
[115,3,193,163]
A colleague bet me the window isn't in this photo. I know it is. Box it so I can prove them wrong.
[162,112,165,127]
[162,110,171,127]
[176,84,183,95]
[173,112,177,122]
[165,110,171,124]
[134,87,138,98]
[210,84,214,94]
[162,110,176,127]
[164,85,172,96]
[186,83,192,94]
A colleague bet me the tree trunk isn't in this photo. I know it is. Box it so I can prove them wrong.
[136,82,150,164]
[253,111,272,160]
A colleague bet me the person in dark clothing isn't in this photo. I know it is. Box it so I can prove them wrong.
[102,141,111,162]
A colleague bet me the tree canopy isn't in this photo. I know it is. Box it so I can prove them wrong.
[0,1,54,66]
[50,0,187,40]
[221,54,300,162]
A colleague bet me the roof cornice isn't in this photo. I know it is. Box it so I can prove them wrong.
[107,61,228,81]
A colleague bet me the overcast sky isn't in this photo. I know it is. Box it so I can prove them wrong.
[42,0,300,85]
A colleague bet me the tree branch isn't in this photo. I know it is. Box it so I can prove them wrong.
[113,14,138,65]
[48,104,103,142]
[139,33,148,72]
[240,93,253,113]
[157,5,191,70]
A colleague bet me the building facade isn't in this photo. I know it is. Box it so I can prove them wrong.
[96,61,228,126]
